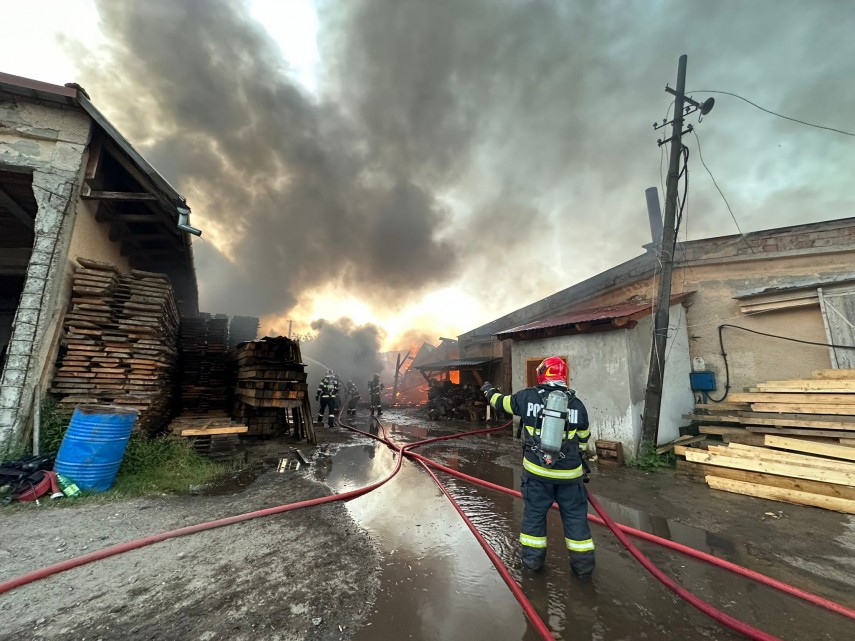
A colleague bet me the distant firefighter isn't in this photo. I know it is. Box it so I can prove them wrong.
[345,379,360,416]
[315,369,340,428]
[368,373,384,416]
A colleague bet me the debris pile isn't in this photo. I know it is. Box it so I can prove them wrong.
[230,337,314,441]
[50,258,178,432]
[426,380,487,422]
[678,369,855,514]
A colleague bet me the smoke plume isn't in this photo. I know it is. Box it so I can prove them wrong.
[299,318,386,399]
[69,0,855,335]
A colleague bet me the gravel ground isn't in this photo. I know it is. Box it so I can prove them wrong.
[0,448,381,641]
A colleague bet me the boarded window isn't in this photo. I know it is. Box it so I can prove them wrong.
[818,287,855,369]
[525,356,570,386]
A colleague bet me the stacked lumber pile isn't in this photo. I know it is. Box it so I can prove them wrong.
[679,369,855,514]
[230,337,314,442]
[228,315,260,348]
[177,314,230,413]
[51,259,179,432]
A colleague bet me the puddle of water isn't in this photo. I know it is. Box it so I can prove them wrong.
[336,422,854,640]
[193,462,264,496]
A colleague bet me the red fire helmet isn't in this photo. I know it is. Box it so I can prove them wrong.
[536,356,568,384]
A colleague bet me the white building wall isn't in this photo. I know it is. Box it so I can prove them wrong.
[508,303,694,461]
[510,330,637,457]
[626,303,695,447]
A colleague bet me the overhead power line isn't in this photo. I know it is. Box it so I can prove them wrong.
[691,128,755,254]
[689,89,855,137]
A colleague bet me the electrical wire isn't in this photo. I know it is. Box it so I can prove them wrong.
[688,90,855,137]
[691,129,755,254]
[706,323,855,403]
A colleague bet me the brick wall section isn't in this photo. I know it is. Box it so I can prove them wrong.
[0,97,91,457]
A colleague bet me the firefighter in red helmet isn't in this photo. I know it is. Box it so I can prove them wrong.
[481,356,594,577]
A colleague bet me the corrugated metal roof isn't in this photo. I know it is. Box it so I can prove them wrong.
[495,293,692,339]
[414,357,500,371]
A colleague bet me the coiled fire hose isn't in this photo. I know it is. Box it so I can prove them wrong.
[1,412,852,641]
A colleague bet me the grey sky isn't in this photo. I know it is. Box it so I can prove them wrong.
[60,0,855,343]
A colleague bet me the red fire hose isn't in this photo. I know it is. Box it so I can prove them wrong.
[404,449,855,622]
[2,414,853,641]
[346,418,853,641]
[0,437,406,596]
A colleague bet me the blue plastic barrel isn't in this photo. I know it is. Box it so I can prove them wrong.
[55,405,138,492]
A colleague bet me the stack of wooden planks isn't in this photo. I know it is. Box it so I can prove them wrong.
[679,369,855,514]
[230,337,314,442]
[51,259,179,432]
[177,314,230,413]
[166,411,248,462]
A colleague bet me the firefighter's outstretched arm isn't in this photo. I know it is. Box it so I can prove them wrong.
[480,382,516,416]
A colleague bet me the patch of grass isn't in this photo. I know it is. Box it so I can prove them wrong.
[628,445,676,472]
[105,436,227,498]
[39,396,71,457]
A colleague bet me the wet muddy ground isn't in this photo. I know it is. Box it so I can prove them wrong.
[1,408,854,640]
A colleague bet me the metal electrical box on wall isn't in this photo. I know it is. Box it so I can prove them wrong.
[689,370,716,391]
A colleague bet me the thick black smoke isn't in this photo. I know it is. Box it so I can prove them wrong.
[71,0,855,329]
[299,318,386,401]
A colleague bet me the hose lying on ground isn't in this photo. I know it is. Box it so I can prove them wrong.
[3,413,853,641]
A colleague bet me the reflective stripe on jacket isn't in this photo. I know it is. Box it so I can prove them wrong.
[486,382,589,484]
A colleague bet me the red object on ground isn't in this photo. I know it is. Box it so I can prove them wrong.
[407,450,855,624]
[11,471,58,502]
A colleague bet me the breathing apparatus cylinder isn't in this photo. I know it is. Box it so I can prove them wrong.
[540,390,568,454]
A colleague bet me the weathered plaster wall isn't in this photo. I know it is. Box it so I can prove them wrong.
[0,97,92,456]
[67,199,129,271]
[564,250,855,395]
[507,303,694,459]
[625,305,694,448]
[510,330,636,457]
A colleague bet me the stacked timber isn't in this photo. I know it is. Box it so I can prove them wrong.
[177,314,229,413]
[679,369,855,514]
[230,337,314,442]
[228,315,260,348]
[51,259,179,432]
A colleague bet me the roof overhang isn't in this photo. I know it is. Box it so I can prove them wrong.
[495,292,693,342]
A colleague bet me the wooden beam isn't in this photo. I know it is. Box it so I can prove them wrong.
[82,190,158,202]
[719,442,855,471]
[84,135,103,181]
[684,449,855,486]
[730,392,855,405]
[812,369,855,380]
[705,476,855,514]
[181,426,248,436]
[750,403,855,415]
[765,434,855,462]
[676,460,855,500]
[0,185,34,230]
[746,426,855,438]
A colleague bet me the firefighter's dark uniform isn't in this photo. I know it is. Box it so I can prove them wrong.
[345,380,360,416]
[483,382,594,576]
[316,375,340,428]
[368,376,384,416]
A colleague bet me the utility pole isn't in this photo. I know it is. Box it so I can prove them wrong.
[639,54,689,453]
[288,320,293,339]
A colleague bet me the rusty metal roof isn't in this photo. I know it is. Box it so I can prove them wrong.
[495,293,692,340]
[414,357,500,371]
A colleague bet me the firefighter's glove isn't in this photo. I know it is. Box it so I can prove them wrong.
[315,392,320,401]
[480,381,494,397]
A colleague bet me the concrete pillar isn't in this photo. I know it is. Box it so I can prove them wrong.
[0,100,91,457]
